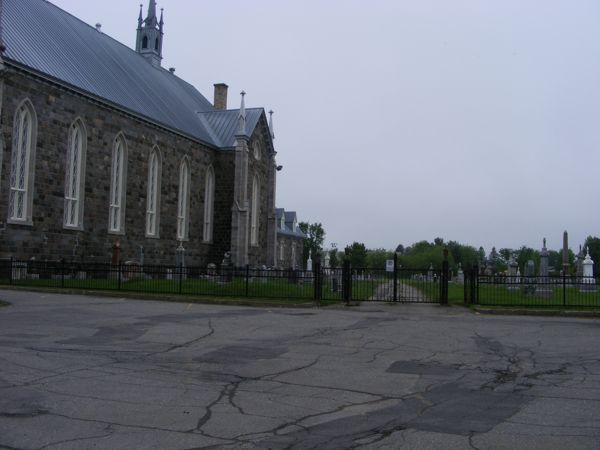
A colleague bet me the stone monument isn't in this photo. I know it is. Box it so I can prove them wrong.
[456,263,464,284]
[522,259,536,295]
[507,254,519,290]
[576,245,584,277]
[537,238,552,297]
[580,248,596,293]
[306,250,313,272]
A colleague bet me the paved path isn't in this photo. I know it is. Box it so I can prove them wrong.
[371,281,430,302]
[1,290,600,449]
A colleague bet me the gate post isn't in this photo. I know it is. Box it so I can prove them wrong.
[314,262,322,304]
[471,264,478,305]
[393,252,398,302]
[440,249,449,305]
[342,260,351,305]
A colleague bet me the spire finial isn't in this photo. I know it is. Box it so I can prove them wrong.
[159,8,164,32]
[138,4,143,28]
[268,110,275,140]
[238,91,247,136]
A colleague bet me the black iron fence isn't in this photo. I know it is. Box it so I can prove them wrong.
[463,267,600,308]
[0,258,448,304]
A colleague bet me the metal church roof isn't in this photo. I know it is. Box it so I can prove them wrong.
[199,108,263,149]
[2,0,262,148]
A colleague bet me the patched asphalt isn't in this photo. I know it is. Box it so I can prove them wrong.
[0,290,599,449]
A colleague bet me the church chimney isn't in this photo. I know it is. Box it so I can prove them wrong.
[213,83,229,110]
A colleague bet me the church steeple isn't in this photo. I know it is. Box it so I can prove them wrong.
[135,1,164,67]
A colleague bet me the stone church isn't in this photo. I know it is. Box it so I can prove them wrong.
[0,0,301,268]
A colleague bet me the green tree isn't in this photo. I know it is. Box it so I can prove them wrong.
[329,249,339,268]
[366,248,394,270]
[298,222,325,268]
[515,246,539,273]
[345,242,367,268]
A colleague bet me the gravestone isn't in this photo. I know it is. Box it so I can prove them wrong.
[220,251,232,282]
[306,251,313,272]
[522,259,536,295]
[576,245,584,277]
[456,263,464,284]
[580,248,596,293]
[427,264,434,282]
[507,255,519,291]
[537,238,552,297]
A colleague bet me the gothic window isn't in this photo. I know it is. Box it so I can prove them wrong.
[291,243,297,268]
[64,119,86,229]
[146,147,161,237]
[203,165,215,242]
[253,141,261,160]
[279,241,284,261]
[109,134,127,233]
[250,176,260,246]
[154,38,159,50]
[9,99,37,224]
[142,35,148,49]
[176,158,190,240]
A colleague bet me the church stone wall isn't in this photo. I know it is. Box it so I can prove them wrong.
[0,69,239,266]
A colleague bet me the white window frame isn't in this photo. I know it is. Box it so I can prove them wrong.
[279,240,285,261]
[63,119,87,230]
[203,165,215,242]
[145,147,162,238]
[8,99,37,225]
[250,176,260,246]
[176,157,191,241]
[108,133,127,234]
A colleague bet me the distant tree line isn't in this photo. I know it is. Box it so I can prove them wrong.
[296,223,600,276]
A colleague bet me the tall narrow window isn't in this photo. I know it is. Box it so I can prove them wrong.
[146,148,161,237]
[250,176,260,246]
[64,119,86,229]
[203,166,215,242]
[109,134,127,233]
[9,100,37,224]
[177,158,190,240]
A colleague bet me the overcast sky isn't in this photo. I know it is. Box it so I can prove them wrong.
[51,0,600,254]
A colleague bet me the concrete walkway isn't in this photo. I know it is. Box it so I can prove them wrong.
[0,290,599,449]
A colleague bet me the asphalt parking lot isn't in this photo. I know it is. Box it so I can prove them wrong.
[0,290,599,449]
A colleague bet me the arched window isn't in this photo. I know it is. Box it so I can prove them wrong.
[154,38,159,51]
[250,176,260,246]
[176,158,190,240]
[146,147,161,237]
[253,141,261,160]
[291,243,297,269]
[64,119,87,229]
[279,241,285,261]
[9,99,37,224]
[203,165,215,242]
[109,134,127,233]
[142,36,148,49]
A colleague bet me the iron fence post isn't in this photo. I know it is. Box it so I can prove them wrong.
[563,272,566,307]
[9,257,13,285]
[61,259,65,289]
[463,269,468,304]
[393,253,398,302]
[440,249,449,305]
[179,263,183,294]
[117,262,122,290]
[245,264,250,297]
